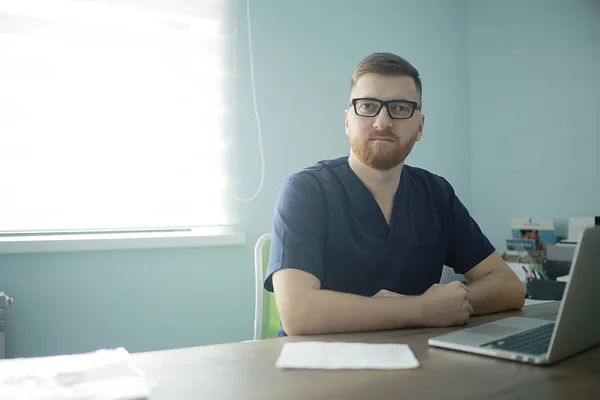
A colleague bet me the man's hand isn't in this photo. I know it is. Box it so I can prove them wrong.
[373,289,404,298]
[419,281,473,327]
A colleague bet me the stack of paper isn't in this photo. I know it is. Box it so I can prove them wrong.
[275,341,420,370]
[0,347,150,400]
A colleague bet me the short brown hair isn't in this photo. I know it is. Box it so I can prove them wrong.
[350,52,422,100]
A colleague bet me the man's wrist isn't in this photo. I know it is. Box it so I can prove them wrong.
[391,294,429,328]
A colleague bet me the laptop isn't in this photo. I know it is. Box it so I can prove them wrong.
[428,226,600,365]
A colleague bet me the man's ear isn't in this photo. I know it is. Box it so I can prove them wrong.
[344,109,350,137]
[416,113,425,141]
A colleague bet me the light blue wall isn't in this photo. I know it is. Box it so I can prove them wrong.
[235,0,471,206]
[467,0,600,251]
[0,0,470,358]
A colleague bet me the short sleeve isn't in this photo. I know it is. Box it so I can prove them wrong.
[263,173,326,292]
[441,178,496,275]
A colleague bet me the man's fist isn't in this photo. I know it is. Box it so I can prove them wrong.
[420,281,473,327]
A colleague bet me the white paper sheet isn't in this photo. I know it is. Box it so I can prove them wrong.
[567,217,595,242]
[275,342,420,370]
[0,347,150,400]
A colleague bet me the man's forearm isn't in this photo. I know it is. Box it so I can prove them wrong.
[466,270,525,316]
[281,289,426,335]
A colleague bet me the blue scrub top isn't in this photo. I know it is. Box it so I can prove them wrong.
[264,156,495,321]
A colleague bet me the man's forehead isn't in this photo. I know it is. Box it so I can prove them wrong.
[351,73,419,101]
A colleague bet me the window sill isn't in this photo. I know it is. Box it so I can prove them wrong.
[0,226,246,255]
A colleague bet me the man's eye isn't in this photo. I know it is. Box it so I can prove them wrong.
[359,102,378,111]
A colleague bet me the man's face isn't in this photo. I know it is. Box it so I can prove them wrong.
[345,73,424,170]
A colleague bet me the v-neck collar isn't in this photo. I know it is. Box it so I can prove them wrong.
[341,158,411,234]
[389,166,410,230]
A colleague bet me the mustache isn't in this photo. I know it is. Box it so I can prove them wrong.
[368,128,396,140]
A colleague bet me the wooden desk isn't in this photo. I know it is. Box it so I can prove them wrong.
[133,302,600,399]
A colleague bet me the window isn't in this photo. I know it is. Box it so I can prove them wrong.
[0,0,238,243]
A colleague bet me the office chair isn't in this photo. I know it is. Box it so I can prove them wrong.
[253,233,281,340]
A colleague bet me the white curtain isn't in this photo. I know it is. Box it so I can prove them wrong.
[0,0,235,233]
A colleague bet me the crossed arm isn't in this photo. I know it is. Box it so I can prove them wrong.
[462,251,526,316]
[272,251,525,336]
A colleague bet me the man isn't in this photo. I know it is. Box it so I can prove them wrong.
[264,52,525,336]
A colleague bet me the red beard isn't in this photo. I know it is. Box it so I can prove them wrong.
[350,127,419,170]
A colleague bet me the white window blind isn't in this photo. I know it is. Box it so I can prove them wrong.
[0,0,236,234]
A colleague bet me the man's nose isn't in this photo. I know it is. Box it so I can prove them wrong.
[373,106,393,130]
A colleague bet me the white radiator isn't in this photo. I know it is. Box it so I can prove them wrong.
[0,292,13,359]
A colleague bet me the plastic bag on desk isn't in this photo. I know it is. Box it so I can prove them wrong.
[0,347,150,400]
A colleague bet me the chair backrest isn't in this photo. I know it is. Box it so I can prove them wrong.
[253,233,280,340]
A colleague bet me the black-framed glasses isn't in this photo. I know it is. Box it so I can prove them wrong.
[350,98,422,120]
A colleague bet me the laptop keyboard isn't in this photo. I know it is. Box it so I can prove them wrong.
[481,323,555,355]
